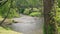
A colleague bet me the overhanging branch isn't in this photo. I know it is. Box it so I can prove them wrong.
[0,0,8,7]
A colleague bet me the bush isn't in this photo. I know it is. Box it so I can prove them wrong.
[56,8,60,27]
[55,16,60,27]
[29,12,41,17]
[23,8,30,15]
[7,8,19,18]
[33,8,39,12]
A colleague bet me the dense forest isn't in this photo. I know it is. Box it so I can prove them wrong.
[0,0,42,19]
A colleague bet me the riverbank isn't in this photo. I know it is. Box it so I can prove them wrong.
[0,26,23,34]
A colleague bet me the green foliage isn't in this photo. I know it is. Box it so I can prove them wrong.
[55,8,60,33]
[7,8,19,18]
[56,8,60,26]
[58,27,60,34]
[55,8,60,34]
[0,0,10,18]
[33,8,40,12]
[29,12,41,17]
[55,8,60,27]
[23,8,42,15]
[16,0,42,7]
[23,8,30,15]
[19,8,25,14]
[0,0,19,18]
[58,0,60,8]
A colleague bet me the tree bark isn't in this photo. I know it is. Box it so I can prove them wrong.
[43,0,58,34]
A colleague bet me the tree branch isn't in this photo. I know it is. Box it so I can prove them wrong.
[0,0,8,7]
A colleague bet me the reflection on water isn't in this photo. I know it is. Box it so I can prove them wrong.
[10,14,44,34]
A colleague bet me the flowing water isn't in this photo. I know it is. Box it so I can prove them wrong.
[10,14,44,34]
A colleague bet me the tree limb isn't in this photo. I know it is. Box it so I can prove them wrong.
[0,0,8,7]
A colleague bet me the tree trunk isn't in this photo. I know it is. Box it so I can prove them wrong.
[43,0,58,34]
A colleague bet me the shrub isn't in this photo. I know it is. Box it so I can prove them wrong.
[23,8,30,15]
[29,12,41,17]
[7,8,19,18]
[56,8,60,27]
[33,8,39,12]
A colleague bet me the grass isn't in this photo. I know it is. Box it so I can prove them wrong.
[0,16,23,34]
[0,27,23,34]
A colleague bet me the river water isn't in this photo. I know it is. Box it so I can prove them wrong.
[10,14,44,34]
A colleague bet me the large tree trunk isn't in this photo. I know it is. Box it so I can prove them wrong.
[43,0,58,34]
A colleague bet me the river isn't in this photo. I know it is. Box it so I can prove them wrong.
[10,14,44,34]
